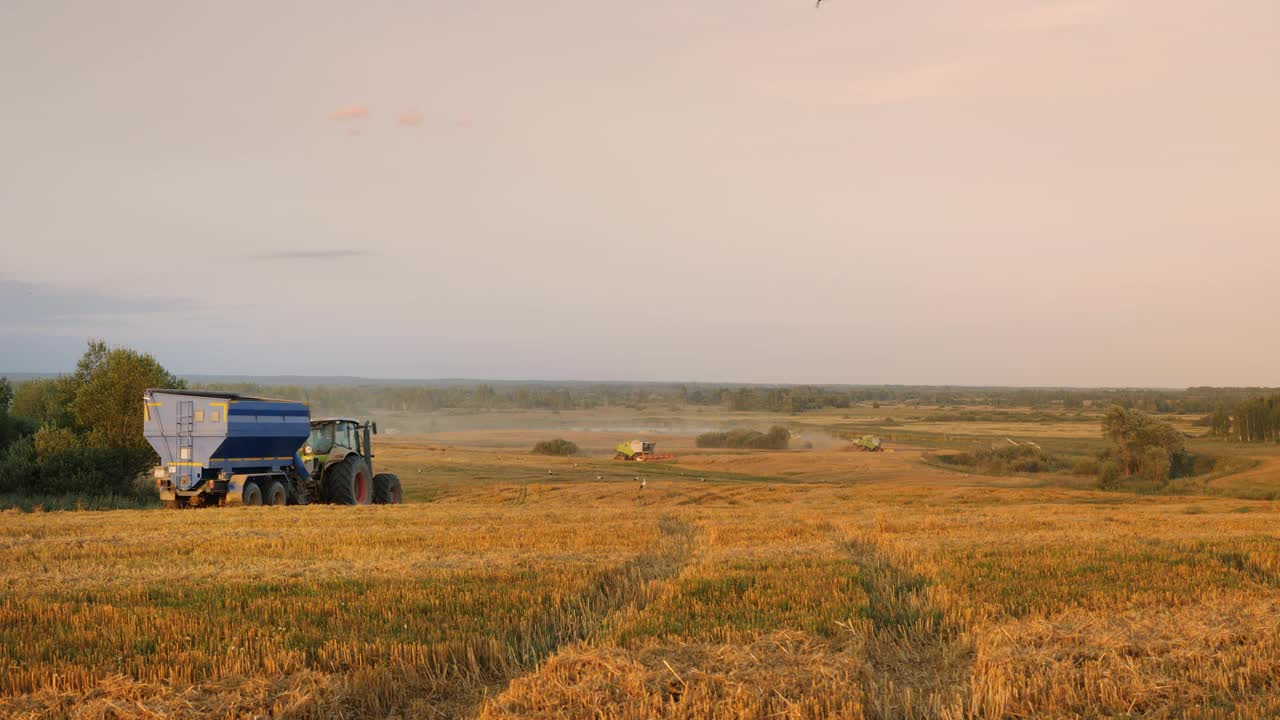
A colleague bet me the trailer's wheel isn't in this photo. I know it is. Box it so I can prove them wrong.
[242,481,263,507]
[263,480,288,506]
[325,456,370,505]
[163,496,189,510]
[373,473,402,504]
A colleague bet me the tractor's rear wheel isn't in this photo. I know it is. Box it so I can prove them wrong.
[325,456,371,505]
[263,480,288,506]
[373,473,402,504]
[242,481,263,506]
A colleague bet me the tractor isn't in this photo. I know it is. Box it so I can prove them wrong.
[299,418,404,505]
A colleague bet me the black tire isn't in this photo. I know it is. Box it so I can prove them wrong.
[263,480,288,506]
[325,456,372,505]
[242,481,263,506]
[373,473,402,504]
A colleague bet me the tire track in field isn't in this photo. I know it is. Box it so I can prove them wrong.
[845,534,974,720]
[462,515,697,717]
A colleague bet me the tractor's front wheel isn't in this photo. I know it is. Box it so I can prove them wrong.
[325,456,372,505]
[373,473,402,504]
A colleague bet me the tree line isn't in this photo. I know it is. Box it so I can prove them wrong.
[173,382,1280,418]
[1199,393,1280,443]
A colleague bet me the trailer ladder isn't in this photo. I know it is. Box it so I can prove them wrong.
[176,399,196,490]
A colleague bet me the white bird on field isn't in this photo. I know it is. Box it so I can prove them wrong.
[639,478,648,490]
[596,475,603,480]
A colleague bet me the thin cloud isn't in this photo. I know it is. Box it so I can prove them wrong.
[1002,0,1118,31]
[851,57,999,106]
[329,104,369,121]
[0,278,195,327]
[254,250,374,261]
[398,110,425,127]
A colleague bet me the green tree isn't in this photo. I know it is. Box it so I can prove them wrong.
[70,340,184,449]
[10,377,78,428]
[0,378,13,410]
[1101,405,1185,485]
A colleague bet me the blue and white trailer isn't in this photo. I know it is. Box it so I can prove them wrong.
[143,389,402,508]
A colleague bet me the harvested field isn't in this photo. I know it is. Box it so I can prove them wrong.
[4,416,1280,718]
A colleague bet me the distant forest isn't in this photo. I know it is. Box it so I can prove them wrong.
[181,381,1280,420]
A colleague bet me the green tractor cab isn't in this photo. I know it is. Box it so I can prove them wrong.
[301,418,403,505]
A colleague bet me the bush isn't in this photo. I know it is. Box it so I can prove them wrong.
[696,426,789,450]
[1071,458,1101,476]
[530,438,579,456]
[1098,461,1123,489]
[0,409,36,454]
[34,426,79,458]
[1187,454,1220,476]
[31,447,155,496]
[936,440,1075,474]
[935,442,1067,476]
[0,438,153,497]
[0,437,39,494]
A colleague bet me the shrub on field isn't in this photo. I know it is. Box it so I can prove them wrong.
[936,442,1067,475]
[696,426,789,450]
[531,438,579,456]
[33,426,79,458]
[1099,460,1123,489]
[0,435,153,496]
[0,409,35,456]
[0,437,39,494]
[1071,458,1101,476]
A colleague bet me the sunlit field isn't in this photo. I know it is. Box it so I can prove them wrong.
[4,408,1280,718]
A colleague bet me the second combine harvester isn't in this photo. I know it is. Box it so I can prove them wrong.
[144,389,402,508]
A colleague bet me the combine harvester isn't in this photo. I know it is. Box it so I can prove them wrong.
[144,389,402,508]
[614,439,675,462]
[851,434,884,452]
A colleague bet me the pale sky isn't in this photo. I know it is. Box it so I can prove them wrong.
[2,1,1278,386]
